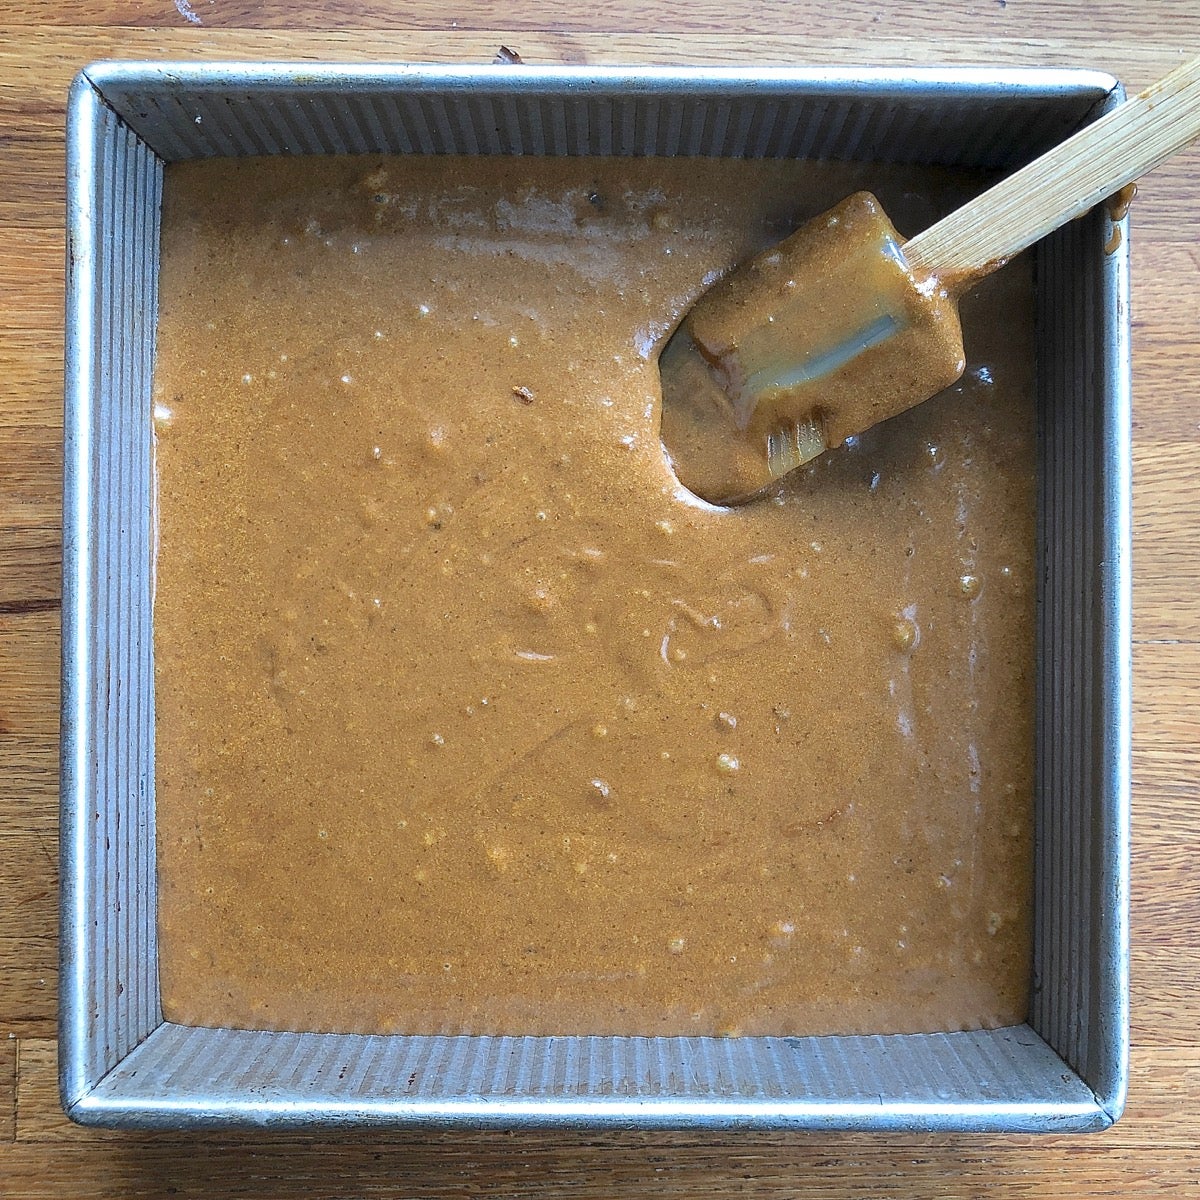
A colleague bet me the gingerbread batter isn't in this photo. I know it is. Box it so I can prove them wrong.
[153,155,1034,1037]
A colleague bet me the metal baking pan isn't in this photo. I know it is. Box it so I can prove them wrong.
[61,61,1130,1131]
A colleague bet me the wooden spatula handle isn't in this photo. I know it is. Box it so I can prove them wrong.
[904,54,1200,284]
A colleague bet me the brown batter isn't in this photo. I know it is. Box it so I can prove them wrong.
[153,154,1034,1037]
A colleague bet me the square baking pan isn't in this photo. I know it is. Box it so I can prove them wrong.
[61,61,1130,1132]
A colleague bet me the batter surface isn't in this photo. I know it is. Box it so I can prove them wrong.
[153,155,1035,1036]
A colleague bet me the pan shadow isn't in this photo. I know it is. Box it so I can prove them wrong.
[104,1125,1093,1198]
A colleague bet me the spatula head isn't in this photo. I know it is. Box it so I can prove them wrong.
[658,192,966,505]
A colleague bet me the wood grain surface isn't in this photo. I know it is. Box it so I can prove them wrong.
[1,2,1198,1195]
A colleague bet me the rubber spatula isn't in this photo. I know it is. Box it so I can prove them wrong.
[659,53,1200,505]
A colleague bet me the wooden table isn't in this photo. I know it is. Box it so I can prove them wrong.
[2,2,1198,1194]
